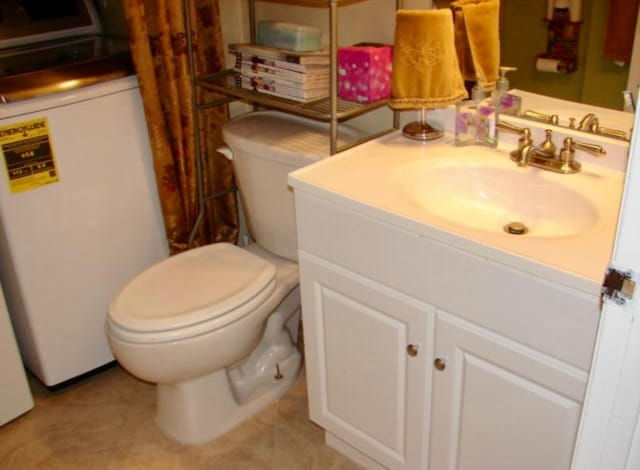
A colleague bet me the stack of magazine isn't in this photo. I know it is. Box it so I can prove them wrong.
[229,43,330,103]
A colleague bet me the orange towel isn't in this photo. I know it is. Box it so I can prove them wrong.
[389,9,467,110]
[452,0,500,90]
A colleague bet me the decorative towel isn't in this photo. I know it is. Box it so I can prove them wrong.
[452,6,476,82]
[452,0,500,90]
[389,9,467,110]
[603,0,640,62]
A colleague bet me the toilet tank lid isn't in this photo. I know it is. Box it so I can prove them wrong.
[221,111,364,165]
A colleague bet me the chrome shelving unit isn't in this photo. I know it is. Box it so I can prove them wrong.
[199,0,400,154]
[195,69,395,154]
[196,69,387,122]
[182,0,400,243]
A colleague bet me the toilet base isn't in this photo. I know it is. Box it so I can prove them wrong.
[227,286,302,404]
[152,282,303,446]
[154,347,302,446]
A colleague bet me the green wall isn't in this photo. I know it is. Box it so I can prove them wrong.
[501,0,630,110]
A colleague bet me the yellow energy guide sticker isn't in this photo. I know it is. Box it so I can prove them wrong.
[0,117,59,193]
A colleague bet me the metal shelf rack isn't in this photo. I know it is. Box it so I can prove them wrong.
[199,0,400,154]
[182,0,399,244]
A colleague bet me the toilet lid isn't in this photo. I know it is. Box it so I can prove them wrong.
[108,243,276,333]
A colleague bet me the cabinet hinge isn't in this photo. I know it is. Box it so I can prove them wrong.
[601,267,636,306]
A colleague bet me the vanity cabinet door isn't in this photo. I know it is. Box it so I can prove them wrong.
[299,252,434,470]
[429,312,588,470]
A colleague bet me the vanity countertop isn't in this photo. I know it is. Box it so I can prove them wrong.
[289,131,625,296]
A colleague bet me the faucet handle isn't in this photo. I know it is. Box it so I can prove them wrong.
[597,126,629,141]
[497,121,532,146]
[571,138,606,157]
[523,109,559,125]
[497,120,526,134]
[559,138,575,164]
[560,137,606,164]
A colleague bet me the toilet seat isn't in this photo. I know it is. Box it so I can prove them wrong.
[108,243,276,343]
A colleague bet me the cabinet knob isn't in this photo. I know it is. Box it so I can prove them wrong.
[434,357,447,371]
[407,344,419,357]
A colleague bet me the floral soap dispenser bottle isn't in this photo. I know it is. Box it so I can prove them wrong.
[492,66,521,116]
[454,81,497,148]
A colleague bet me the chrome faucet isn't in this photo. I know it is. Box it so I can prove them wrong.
[497,121,552,167]
[496,120,532,166]
[569,114,629,140]
[510,129,533,166]
[513,129,556,167]
[497,121,607,174]
[578,113,600,133]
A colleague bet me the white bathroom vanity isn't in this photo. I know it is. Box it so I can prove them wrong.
[288,128,627,469]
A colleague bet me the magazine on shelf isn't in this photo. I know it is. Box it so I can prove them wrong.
[232,53,330,74]
[238,75,329,94]
[235,59,330,79]
[229,43,330,66]
[238,76,329,103]
[235,62,330,86]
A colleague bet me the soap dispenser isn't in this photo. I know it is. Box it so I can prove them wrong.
[454,81,497,148]
[493,66,521,116]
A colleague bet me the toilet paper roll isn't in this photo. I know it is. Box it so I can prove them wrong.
[536,57,562,73]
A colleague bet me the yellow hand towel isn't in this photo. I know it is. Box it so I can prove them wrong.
[452,0,500,90]
[452,6,477,82]
[389,9,467,111]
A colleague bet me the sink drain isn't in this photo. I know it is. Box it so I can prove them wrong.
[503,221,528,235]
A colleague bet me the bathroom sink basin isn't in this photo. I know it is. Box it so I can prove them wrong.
[290,131,625,289]
[398,159,599,238]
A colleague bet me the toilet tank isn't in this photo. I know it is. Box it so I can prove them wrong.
[222,111,362,261]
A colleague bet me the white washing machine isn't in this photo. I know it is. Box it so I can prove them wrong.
[0,1,168,386]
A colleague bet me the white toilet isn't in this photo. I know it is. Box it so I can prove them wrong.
[105,111,360,446]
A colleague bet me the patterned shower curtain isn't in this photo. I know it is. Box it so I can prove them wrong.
[123,0,238,254]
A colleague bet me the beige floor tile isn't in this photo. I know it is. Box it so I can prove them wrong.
[0,403,127,469]
[1,364,362,469]
[29,365,155,409]
[106,407,186,470]
[272,388,362,470]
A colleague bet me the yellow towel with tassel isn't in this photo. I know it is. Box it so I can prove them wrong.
[452,0,500,90]
[389,9,467,110]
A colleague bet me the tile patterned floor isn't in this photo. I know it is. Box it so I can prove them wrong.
[0,365,361,469]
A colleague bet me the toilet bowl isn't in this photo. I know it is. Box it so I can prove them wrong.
[107,243,301,445]
[105,111,362,446]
